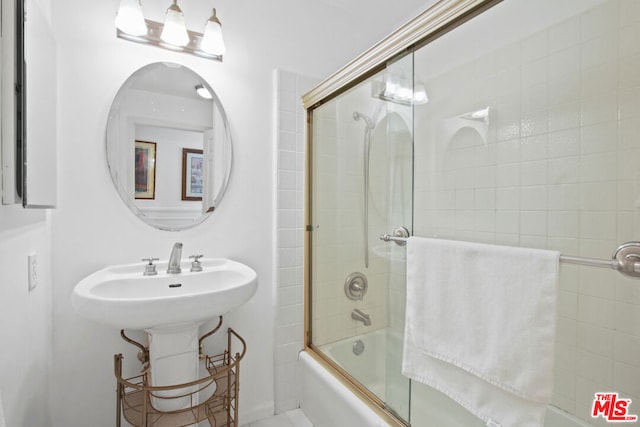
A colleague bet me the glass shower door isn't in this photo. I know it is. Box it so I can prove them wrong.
[376,55,414,422]
[308,54,414,423]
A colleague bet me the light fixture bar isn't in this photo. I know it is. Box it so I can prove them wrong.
[116,19,223,62]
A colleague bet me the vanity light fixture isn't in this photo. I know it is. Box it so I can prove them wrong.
[460,107,490,122]
[371,78,429,106]
[200,8,226,56]
[115,1,225,61]
[412,82,429,105]
[115,0,147,36]
[160,0,189,47]
[195,84,213,99]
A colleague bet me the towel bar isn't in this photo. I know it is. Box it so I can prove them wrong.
[379,234,640,279]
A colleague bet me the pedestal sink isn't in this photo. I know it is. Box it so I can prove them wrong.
[71,257,258,412]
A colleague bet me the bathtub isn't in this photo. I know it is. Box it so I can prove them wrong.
[299,329,593,427]
[299,350,389,427]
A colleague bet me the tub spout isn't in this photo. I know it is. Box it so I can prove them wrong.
[167,242,183,274]
[351,309,371,326]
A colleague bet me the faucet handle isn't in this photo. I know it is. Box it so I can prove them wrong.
[189,255,204,272]
[141,257,159,276]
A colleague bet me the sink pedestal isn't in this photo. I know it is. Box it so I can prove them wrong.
[147,323,201,412]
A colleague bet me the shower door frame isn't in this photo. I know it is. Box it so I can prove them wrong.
[302,0,500,425]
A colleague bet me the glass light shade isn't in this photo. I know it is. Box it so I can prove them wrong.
[201,9,225,56]
[115,0,147,36]
[384,80,398,98]
[471,107,489,119]
[397,85,413,101]
[195,84,213,99]
[161,1,189,47]
[413,83,429,104]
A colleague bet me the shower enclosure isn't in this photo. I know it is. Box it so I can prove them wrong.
[304,0,640,426]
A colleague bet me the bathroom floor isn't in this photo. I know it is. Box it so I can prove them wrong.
[240,409,313,427]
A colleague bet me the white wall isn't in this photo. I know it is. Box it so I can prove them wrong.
[0,209,52,427]
[0,0,54,425]
[43,0,431,426]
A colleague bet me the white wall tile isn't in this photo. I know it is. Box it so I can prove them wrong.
[576,349,613,386]
[615,301,640,338]
[548,184,579,210]
[548,129,580,158]
[521,30,548,64]
[579,152,617,182]
[520,210,547,235]
[495,211,519,234]
[614,331,640,367]
[620,0,640,26]
[521,185,547,210]
[581,2,619,41]
[580,121,617,154]
[495,139,520,164]
[580,181,616,211]
[549,16,581,53]
[577,322,614,358]
[549,102,581,132]
[580,211,616,240]
[618,118,640,150]
[521,135,548,161]
[614,362,640,398]
[548,156,580,184]
[549,46,581,80]
[578,295,614,328]
[581,62,618,99]
[556,315,577,346]
[274,70,319,414]
[581,33,618,70]
[548,211,579,238]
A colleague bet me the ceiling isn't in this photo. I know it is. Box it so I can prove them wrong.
[315,0,437,24]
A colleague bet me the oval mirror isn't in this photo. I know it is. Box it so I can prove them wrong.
[106,62,232,231]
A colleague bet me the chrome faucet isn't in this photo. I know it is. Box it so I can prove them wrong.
[167,242,183,274]
[351,309,371,326]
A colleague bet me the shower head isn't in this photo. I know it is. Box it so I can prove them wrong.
[353,111,374,129]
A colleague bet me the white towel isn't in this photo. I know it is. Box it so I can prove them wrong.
[402,237,560,427]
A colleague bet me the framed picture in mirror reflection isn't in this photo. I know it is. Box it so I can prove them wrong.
[182,148,204,201]
[134,141,156,200]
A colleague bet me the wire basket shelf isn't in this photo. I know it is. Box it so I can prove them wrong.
[115,325,245,427]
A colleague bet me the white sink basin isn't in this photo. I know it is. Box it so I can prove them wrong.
[71,258,258,330]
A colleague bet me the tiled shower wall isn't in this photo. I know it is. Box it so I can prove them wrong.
[412,0,640,424]
[274,70,317,413]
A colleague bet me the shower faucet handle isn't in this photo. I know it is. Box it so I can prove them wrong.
[345,272,368,301]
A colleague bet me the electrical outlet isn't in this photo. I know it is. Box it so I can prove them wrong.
[28,253,38,291]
